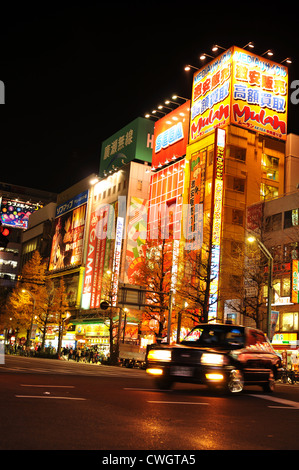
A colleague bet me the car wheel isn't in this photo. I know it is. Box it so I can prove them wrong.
[226,369,244,393]
[154,377,173,390]
[262,369,275,393]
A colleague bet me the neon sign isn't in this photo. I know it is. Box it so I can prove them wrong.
[208,128,225,320]
[190,46,288,143]
[155,122,184,153]
[152,101,190,169]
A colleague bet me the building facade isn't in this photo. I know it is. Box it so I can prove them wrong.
[0,182,56,288]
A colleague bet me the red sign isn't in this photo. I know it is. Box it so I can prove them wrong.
[152,101,190,169]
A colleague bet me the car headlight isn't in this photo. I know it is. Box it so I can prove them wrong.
[201,353,226,366]
[147,349,172,362]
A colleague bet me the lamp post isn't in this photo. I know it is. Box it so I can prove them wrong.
[247,236,273,339]
[22,289,36,348]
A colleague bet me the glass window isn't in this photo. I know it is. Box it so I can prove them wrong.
[265,213,282,232]
[232,209,244,226]
[284,209,299,229]
[181,325,245,349]
[227,145,246,162]
[260,183,279,201]
[262,154,279,181]
[281,276,291,297]
[280,313,298,332]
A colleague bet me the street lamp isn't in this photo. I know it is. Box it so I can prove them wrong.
[247,236,273,339]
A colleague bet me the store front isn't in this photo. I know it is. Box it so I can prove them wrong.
[272,332,299,370]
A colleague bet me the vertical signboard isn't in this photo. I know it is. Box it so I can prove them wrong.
[208,128,226,320]
[112,217,124,306]
[81,203,115,310]
[292,259,299,303]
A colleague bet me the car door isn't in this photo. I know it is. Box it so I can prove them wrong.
[243,329,269,382]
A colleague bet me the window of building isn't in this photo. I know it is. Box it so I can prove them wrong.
[265,213,282,232]
[281,276,291,297]
[284,209,299,229]
[231,240,242,258]
[232,209,244,226]
[137,180,142,191]
[281,312,299,332]
[262,154,279,181]
[283,242,299,262]
[260,183,279,201]
[227,145,246,162]
[226,176,245,193]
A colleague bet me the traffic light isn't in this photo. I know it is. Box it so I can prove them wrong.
[0,223,9,248]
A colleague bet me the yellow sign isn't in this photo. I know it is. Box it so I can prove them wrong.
[190,46,288,143]
[190,49,232,142]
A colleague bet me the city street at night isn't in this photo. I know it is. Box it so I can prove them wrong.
[1,355,299,451]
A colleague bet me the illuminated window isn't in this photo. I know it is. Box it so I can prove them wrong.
[260,183,278,201]
[284,209,299,229]
[262,154,279,181]
[281,312,299,332]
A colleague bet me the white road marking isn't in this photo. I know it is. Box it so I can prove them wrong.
[148,400,209,405]
[123,387,173,392]
[15,395,86,400]
[20,384,75,388]
[250,394,299,409]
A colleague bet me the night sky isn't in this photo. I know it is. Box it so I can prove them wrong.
[1,1,299,194]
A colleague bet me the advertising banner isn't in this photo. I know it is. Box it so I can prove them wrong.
[292,259,299,303]
[0,197,42,229]
[152,101,190,169]
[190,50,232,142]
[100,117,154,176]
[190,46,288,143]
[231,47,288,140]
[49,192,88,272]
[208,128,226,320]
[81,203,115,310]
[125,197,148,284]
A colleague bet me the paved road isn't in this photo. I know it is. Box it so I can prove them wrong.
[1,355,299,452]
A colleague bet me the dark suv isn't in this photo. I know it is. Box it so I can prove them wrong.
[146,323,282,394]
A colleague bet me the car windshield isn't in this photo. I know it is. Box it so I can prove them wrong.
[181,325,245,349]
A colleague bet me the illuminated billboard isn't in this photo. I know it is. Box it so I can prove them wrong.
[152,101,190,169]
[208,128,226,320]
[190,50,232,142]
[100,118,154,176]
[81,202,116,310]
[125,197,148,284]
[0,198,42,229]
[292,260,299,303]
[190,47,288,143]
[231,46,288,140]
[49,191,88,272]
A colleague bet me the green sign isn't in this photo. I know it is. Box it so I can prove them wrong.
[99,117,154,176]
